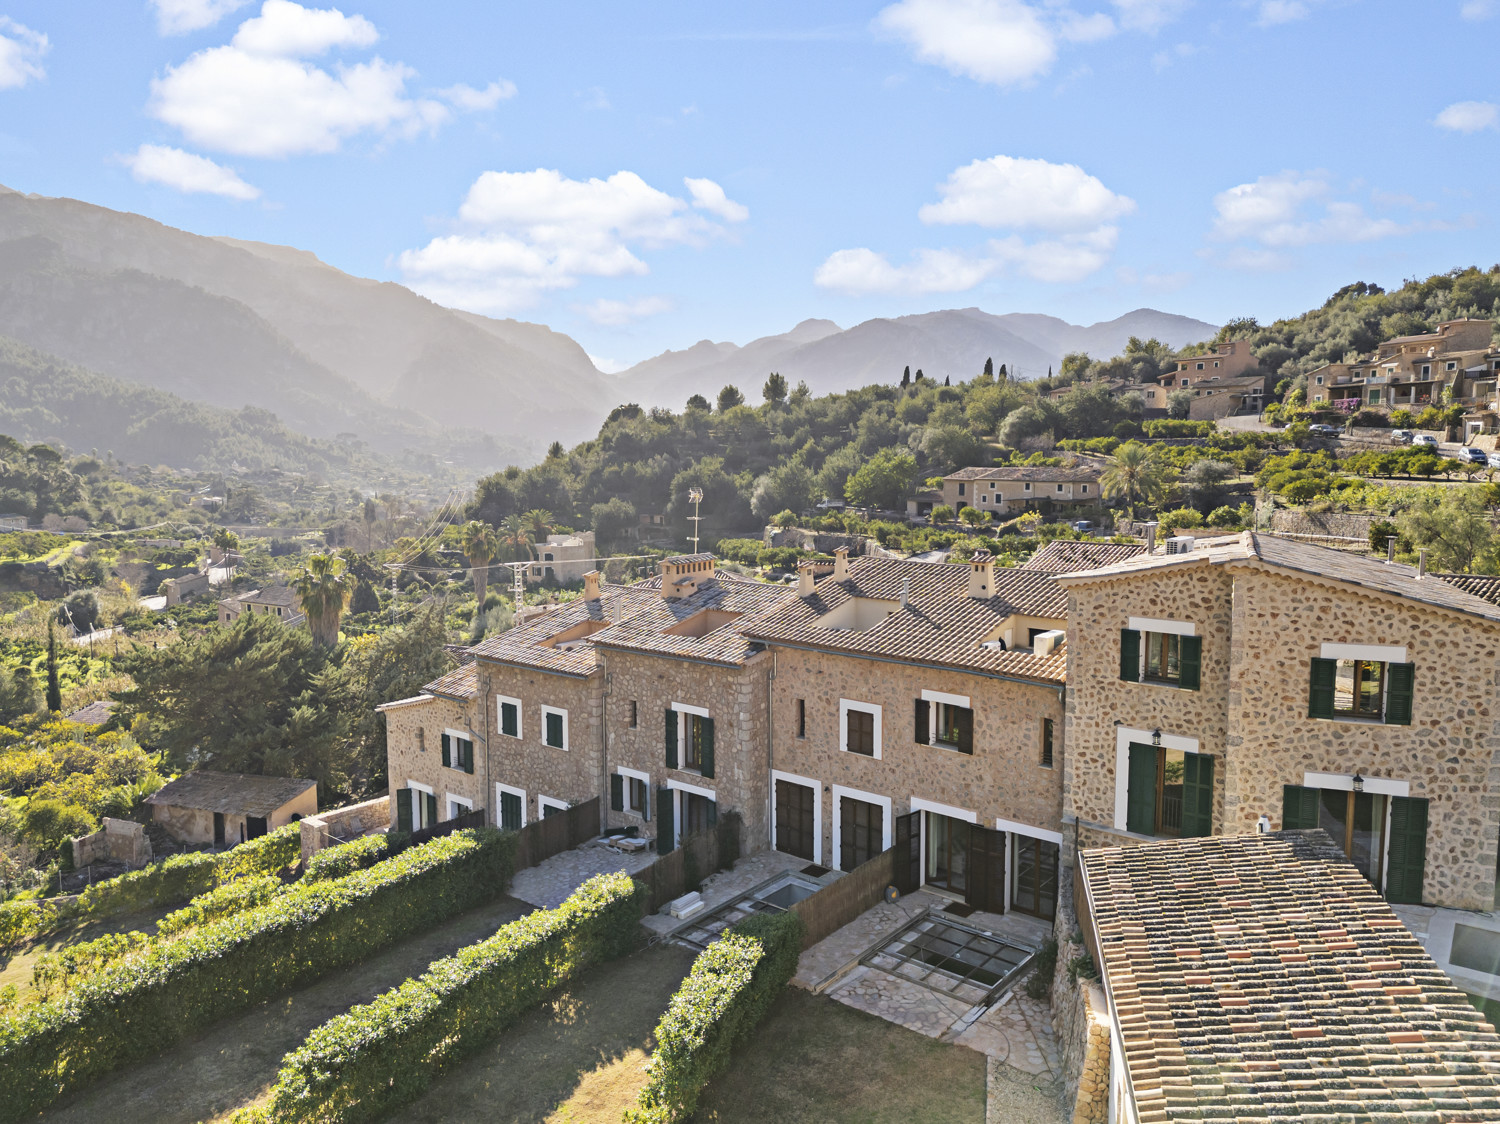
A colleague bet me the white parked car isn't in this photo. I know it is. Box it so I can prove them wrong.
[1412,433,1439,448]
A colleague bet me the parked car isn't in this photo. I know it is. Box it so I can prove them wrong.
[1460,446,1489,466]
[1412,433,1439,448]
[1488,452,1500,469]
[1072,520,1097,534]
[1308,423,1341,436]
[1390,429,1414,444]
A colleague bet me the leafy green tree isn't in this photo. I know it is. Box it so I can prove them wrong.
[997,403,1058,448]
[46,621,60,714]
[763,372,788,405]
[1398,488,1497,573]
[918,425,984,472]
[294,553,353,648]
[1167,389,1193,419]
[771,509,798,529]
[844,448,919,509]
[717,385,745,412]
[983,357,993,378]
[751,460,814,519]
[1180,460,1236,514]
[521,509,554,542]
[1101,441,1171,515]
[685,393,711,412]
[590,496,637,549]
[456,520,499,603]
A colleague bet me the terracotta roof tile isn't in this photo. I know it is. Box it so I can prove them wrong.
[1024,539,1146,574]
[589,573,791,665]
[946,464,1101,483]
[466,582,660,677]
[145,770,316,816]
[422,662,478,700]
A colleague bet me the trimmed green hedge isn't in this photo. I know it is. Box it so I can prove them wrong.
[0,827,515,1122]
[156,873,287,938]
[243,871,645,1124]
[214,824,303,883]
[628,911,804,1124]
[303,831,409,883]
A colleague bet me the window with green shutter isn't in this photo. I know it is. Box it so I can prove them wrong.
[1119,628,1140,682]
[1386,796,1429,904]
[1181,753,1213,837]
[424,791,437,829]
[441,733,451,768]
[1178,635,1202,691]
[914,699,930,744]
[1308,657,1336,719]
[698,717,715,779]
[1385,663,1415,725]
[610,773,624,812]
[543,709,566,749]
[499,700,519,738]
[499,789,522,831]
[1282,784,1320,830]
[395,787,413,833]
[656,786,675,852]
[665,708,678,769]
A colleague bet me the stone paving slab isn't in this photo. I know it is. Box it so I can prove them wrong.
[829,964,976,1040]
[986,1056,1066,1124]
[508,839,656,910]
[643,849,805,937]
[957,991,1062,1077]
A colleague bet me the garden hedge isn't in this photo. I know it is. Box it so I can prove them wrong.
[242,871,645,1124]
[156,873,287,938]
[0,827,516,1122]
[303,830,409,883]
[628,910,804,1124]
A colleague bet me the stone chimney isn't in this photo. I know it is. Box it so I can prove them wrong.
[661,554,715,600]
[797,561,817,597]
[968,550,995,599]
[833,546,849,581]
[583,570,601,601]
[1417,548,1427,579]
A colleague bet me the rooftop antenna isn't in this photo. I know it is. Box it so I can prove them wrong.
[688,487,704,554]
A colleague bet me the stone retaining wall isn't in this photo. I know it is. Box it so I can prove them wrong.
[71,817,151,868]
[1266,509,1380,541]
[762,527,872,554]
[298,795,391,867]
[1051,935,1110,1124]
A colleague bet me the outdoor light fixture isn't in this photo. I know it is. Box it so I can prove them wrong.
[1151,728,1162,746]
[1352,773,1365,793]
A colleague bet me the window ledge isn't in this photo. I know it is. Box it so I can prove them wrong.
[1313,715,1387,726]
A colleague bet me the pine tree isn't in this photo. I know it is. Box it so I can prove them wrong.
[46,619,61,713]
[983,357,993,377]
[900,366,911,387]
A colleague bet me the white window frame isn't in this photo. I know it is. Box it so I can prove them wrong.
[1023,482,1032,492]
[670,701,711,772]
[832,784,891,872]
[406,779,435,830]
[1128,616,1196,637]
[617,765,652,819]
[909,796,976,889]
[920,689,971,749]
[1112,727,1200,832]
[541,705,569,751]
[839,698,882,760]
[496,695,523,739]
[772,769,822,866]
[443,727,474,770]
[495,782,527,829]
[445,794,474,821]
[666,778,717,850]
[538,794,569,818]
[1319,642,1407,663]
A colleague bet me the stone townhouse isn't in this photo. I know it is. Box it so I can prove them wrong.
[742,549,1070,920]
[941,464,1102,519]
[1307,317,1500,420]
[1056,530,1500,912]
[380,557,793,849]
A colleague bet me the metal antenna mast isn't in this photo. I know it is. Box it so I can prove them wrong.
[688,487,704,554]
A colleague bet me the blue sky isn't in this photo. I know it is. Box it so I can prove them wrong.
[0,0,1496,371]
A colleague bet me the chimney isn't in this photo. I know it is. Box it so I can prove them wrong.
[1386,537,1395,563]
[968,550,995,599]
[900,576,910,609]
[1144,522,1159,554]
[583,570,601,601]
[1417,548,1427,579]
[833,546,849,581]
[797,561,816,597]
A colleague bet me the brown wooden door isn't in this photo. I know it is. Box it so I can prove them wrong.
[775,779,816,860]
[966,825,1006,914]
[894,811,921,894]
[839,796,883,872]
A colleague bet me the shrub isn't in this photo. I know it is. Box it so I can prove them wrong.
[928,504,954,523]
[251,871,643,1124]
[70,850,220,920]
[1206,505,1241,528]
[1390,408,1414,427]
[629,911,805,1124]
[0,828,516,1121]
[20,799,95,852]
[1023,936,1059,1001]
[1143,419,1214,439]
[1369,519,1399,554]
[156,874,286,938]
[1157,508,1204,534]
[303,832,408,883]
[711,538,763,566]
[31,930,150,1000]
[214,824,302,883]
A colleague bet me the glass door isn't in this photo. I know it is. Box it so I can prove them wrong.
[1317,789,1387,884]
[925,813,971,894]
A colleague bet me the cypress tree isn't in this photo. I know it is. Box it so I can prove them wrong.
[944,375,951,386]
[915,369,924,382]
[46,619,61,713]
[999,363,1008,380]
[983,357,993,377]
[900,366,911,387]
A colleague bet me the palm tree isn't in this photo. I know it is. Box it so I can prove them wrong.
[294,553,353,647]
[1101,441,1171,518]
[457,520,499,603]
[498,515,532,563]
[521,509,554,544]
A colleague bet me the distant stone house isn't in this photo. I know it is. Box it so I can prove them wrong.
[941,465,1102,518]
[218,585,305,627]
[0,514,28,532]
[162,572,211,606]
[1307,318,1499,423]
[525,530,597,585]
[145,771,318,847]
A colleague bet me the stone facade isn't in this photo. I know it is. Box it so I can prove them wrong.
[603,648,772,849]
[381,693,492,825]
[768,646,1065,869]
[1061,551,1500,910]
[481,665,606,824]
[299,794,391,866]
[1051,958,1109,1124]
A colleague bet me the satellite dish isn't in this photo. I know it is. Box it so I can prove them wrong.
[885,884,900,903]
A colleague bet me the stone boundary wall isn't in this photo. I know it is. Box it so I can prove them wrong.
[1052,937,1110,1124]
[762,527,873,554]
[1266,509,1380,541]
[299,795,391,867]
[71,817,151,868]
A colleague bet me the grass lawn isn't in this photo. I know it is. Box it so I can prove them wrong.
[0,903,174,999]
[693,987,988,1124]
[397,941,698,1124]
[36,894,531,1124]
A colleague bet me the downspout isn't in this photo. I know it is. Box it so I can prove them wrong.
[600,659,611,832]
[766,649,776,856]
[472,678,492,826]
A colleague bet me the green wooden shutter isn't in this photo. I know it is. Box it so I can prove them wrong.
[1281,784,1320,830]
[1385,662,1415,726]
[699,717,715,779]
[955,707,974,755]
[1308,657,1336,719]
[665,708,678,769]
[500,790,521,831]
[1126,744,1158,835]
[656,787,675,852]
[706,799,718,828]
[501,702,517,737]
[914,699,930,745]
[610,773,624,812]
[441,733,451,768]
[1120,629,1141,682]
[424,792,437,828]
[1181,753,1214,837]
[463,739,474,775]
[1387,796,1429,904]
[1178,635,1202,692]
[395,787,413,833]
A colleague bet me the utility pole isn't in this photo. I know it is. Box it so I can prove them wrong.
[688,487,704,554]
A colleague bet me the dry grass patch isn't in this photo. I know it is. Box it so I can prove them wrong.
[0,903,171,999]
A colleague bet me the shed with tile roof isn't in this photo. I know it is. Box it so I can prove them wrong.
[145,770,317,846]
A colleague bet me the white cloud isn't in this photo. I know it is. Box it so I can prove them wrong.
[0,17,48,90]
[1435,100,1499,133]
[120,143,261,200]
[684,177,749,223]
[817,153,1127,293]
[917,154,1135,231]
[1058,12,1117,41]
[438,79,516,111]
[149,2,451,157]
[1111,0,1192,31]
[874,0,1058,88]
[1254,0,1309,24]
[587,353,629,375]
[1462,0,1496,18]
[151,0,252,36]
[399,169,736,313]
[1210,171,1422,252]
[231,0,376,55]
[580,296,675,326]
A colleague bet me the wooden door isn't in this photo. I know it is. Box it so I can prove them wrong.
[775,779,815,860]
[966,825,1006,914]
[894,811,920,894]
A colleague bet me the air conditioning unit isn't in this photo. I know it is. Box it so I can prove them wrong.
[1164,535,1196,556]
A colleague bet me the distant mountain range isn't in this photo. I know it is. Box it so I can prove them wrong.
[616,307,1219,408]
[0,184,1219,472]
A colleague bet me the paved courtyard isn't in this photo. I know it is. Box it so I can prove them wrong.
[508,837,656,910]
[643,848,805,937]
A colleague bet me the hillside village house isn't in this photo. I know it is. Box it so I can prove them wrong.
[1307,318,1500,428]
[1141,340,1268,416]
[745,550,1069,918]
[217,585,305,627]
[941,465,1101,519]
[526,530,597,585]
[1054,531,1500,913]
[146,771,317,846]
